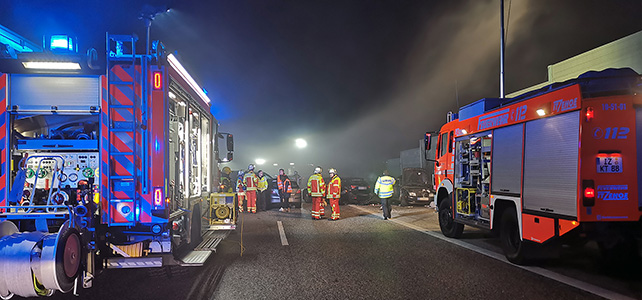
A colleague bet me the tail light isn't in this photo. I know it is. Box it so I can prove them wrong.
[351,185,356,189]
[582,179,595,207]
[585,107,594,122]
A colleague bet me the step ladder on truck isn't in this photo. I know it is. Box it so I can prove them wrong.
[0,29,236,299]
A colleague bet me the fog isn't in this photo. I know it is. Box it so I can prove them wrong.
[0,0,639,180]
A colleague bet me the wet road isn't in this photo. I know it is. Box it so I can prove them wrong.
[30,203,639,300]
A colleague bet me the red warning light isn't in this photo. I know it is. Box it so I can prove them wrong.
[153,71,163,90]
[585,107,594,122]
[584,187,595,198]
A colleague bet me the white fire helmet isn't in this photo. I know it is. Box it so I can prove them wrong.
[329,168,337,175]
[248,164,255,171]
[314,166,322,174]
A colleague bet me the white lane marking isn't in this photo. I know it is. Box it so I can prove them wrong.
[349,205,635,300]
[277,221,289,246]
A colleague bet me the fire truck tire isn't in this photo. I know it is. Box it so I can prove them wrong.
[189,204,202,247]
[438,195,463,238]
[500,207,531,264]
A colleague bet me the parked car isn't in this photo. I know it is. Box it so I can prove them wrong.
[398,168,434,206]
[340,177,373,205]
[263,173,302,209]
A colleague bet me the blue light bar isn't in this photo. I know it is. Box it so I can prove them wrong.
[50,35,76,52]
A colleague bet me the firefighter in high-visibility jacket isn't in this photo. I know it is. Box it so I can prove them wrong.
[326,168,341,220]
[243,164,259,213]
[374,170,395,220]
[236,170,246,212]
[307,166,326,220]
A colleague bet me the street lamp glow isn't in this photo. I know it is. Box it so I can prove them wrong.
[255,158,266,165]
[295,138,307,149]
[289,162,295,166]
[273,163,278,166]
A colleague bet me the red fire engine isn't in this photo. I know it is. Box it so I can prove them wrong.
[0,29,236,298]
[426,68,641,264]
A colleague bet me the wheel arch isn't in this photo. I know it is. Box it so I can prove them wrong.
[435,179,453,210]
[491,197,522,238]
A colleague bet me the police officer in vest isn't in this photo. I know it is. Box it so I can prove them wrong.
[374,170,396,220]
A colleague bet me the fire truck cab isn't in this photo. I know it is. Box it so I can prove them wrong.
[427,68,642,264]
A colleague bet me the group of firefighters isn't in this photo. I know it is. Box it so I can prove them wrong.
[226,164,342,220]
[225,164,396,221]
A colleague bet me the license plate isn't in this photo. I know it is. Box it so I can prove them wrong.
[596,156,622,173]
[358,187,367,190]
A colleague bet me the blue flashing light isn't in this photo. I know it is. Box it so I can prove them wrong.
[50,35,75,52]
[155,139,160,152]
[202,88,208,95]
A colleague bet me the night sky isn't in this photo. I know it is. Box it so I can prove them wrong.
[1,0,641,178]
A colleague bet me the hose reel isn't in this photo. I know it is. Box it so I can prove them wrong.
[0,221,81,298]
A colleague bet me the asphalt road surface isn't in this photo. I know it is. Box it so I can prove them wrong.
[25,203,641,300]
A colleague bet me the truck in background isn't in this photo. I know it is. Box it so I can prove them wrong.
[426,68,641,264]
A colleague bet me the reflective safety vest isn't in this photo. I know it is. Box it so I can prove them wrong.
[236,177,245,195]
[307,174,326,197]
[374,175,395,198]
[258,176,268,191]
[283,177,292,194]
[277,175,284,191]
[326,175,341,199]
[243,171,259,191]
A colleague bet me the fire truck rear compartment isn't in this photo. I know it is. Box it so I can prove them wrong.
[523,111,580,217]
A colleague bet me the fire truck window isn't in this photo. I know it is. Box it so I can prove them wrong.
[439,132,448,158]
[448,131,454,153]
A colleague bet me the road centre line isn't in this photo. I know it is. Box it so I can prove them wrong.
[349,205,634,300]
[277,221,289,246]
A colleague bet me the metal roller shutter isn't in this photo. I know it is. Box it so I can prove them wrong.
[9,75,100,111]
[523,111,580,217]
[491,124,523,195]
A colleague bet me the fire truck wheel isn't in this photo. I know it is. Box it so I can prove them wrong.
[438,195,463,238]
[500,207,531,264]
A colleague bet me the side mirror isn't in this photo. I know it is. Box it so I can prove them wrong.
[424,132,432,151]
[226,134,234,152]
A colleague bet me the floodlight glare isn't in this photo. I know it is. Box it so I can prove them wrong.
[22,61,81,70]
[255,158,266,165]
[295,138,307,149]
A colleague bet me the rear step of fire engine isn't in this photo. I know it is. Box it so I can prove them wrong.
[177,231,230,266]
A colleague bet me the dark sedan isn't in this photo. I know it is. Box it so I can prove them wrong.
[340,177,373,205]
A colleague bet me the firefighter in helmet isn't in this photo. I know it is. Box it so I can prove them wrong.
[307,166,326,220]
[243,164,259,213]
[236,170,246,212]
[326,168,341,220]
